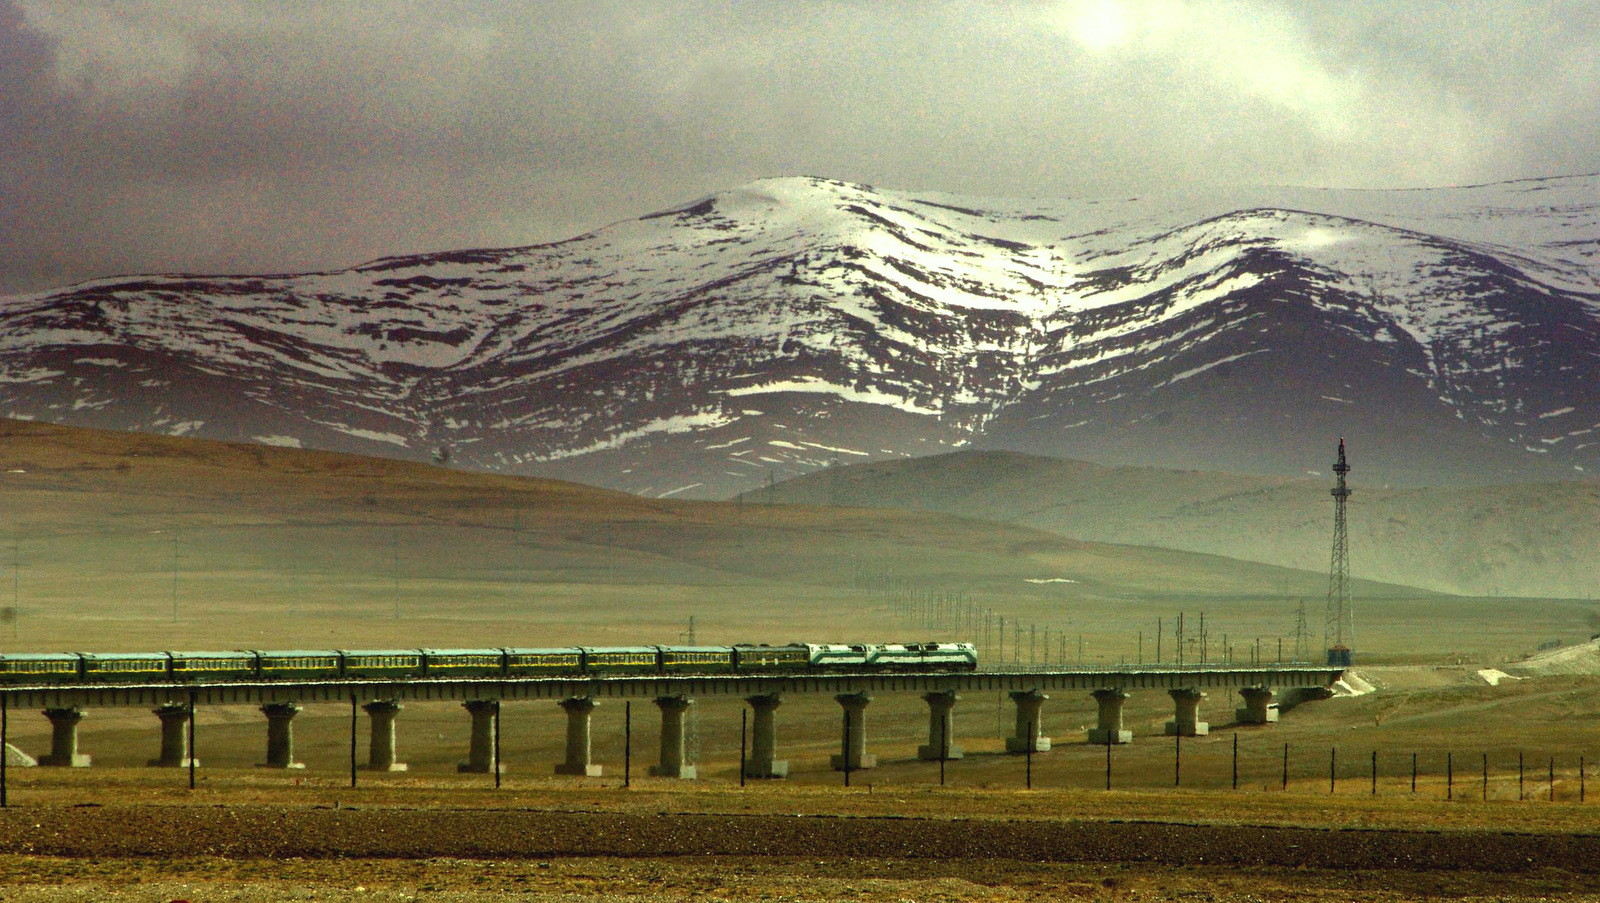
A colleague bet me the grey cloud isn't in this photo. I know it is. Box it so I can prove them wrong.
[2,0,1597,294]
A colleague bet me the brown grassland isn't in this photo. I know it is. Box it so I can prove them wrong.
[0,419,1598,900]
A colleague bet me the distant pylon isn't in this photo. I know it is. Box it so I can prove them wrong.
[1292,601,1311,663]
[1324,438,1354,666]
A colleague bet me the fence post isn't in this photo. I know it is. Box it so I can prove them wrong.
[1483,753,1488,801]
[1282,742,1288,791]
[349,695,358,789]
[493,699,501,790]
[1519,751,1524,801]
[1371,750,1377,796]
[1549,757,1554,802]
[843,706,852,788]
[1232,733,1238,791]
[941,711,949,787]
[1411,752,1416,794]
[1025,719,1033,790]
[1174,731,1181,787]
[740,708,747,788]
[1,694,7,808]
[1330,747,1336,795]
[1105,728,1112,791]
[1447,752,1453,800]
[624,701,631,788]
[188,692,197,791]
[1582,756,1587,803]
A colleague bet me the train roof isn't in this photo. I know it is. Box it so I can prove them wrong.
[253,649,342,658]
[0,652,81,661]
[581,646,659,654]
[420,648,506,656]
[732,642,809,648]
[501,647,584,655]
[79,651,168,661]
[657,645,734,653]
[336,648,425,656]
[166,650,255,658]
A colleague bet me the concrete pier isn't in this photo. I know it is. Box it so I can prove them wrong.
[1165,687,1209,736]
[458,699,504,774]
[830,692,877,770]
[917,690,963,761]
[1228,688,1280,723]
[38,707,91,767]
[258,702,306,769]
[554,696,603,777]
[1236,686,1279,724]
[648,695,696,779]
[1088,688,1133,745]
[743,693,788,778]
[1005,689,1051,753]
[363,700,407,772]
[148,704,196,768]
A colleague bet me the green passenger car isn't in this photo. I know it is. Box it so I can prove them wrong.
[580,646,660,674]
[255,650,342,681]
[659,646,735,673]
[503,647,584,677]
[340,650,425,680]
[733,644,810,672]
[422,648,506,678]
[168,650,257,682]
[80,652,169,683]
[0,653,82,684]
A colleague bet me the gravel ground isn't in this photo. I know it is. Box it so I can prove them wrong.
[1,804,1599,901]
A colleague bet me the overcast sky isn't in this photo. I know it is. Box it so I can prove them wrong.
[3,1,1597,294]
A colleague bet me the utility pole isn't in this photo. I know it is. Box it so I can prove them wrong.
[170,530,180,623]
[1293,601,1311,663]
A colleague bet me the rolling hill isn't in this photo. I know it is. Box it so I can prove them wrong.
[0,418,1435,656]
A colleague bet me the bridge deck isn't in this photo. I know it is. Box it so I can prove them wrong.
[0,666,1346,708]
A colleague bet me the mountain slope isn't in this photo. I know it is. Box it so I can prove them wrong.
[748,449,1600,599]
[2,174,1597,496]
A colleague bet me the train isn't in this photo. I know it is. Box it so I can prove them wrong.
[0,643,978,685]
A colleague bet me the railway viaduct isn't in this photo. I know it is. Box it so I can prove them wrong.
[4,665,1345,777]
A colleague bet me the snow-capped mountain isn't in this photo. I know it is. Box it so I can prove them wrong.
[1,174,1597,497]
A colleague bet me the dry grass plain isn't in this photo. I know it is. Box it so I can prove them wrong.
[2,419,1599,900]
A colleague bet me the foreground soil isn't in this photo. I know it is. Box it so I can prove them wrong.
[2,797,1599,901]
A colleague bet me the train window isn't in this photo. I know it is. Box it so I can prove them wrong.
[8,660,77,674]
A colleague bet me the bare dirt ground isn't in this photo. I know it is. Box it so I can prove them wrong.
[2,792,1599,902]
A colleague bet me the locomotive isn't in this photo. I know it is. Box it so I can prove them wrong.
[0,642,978,685]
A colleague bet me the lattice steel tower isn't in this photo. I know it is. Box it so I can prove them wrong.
[1324,438,1354,666]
